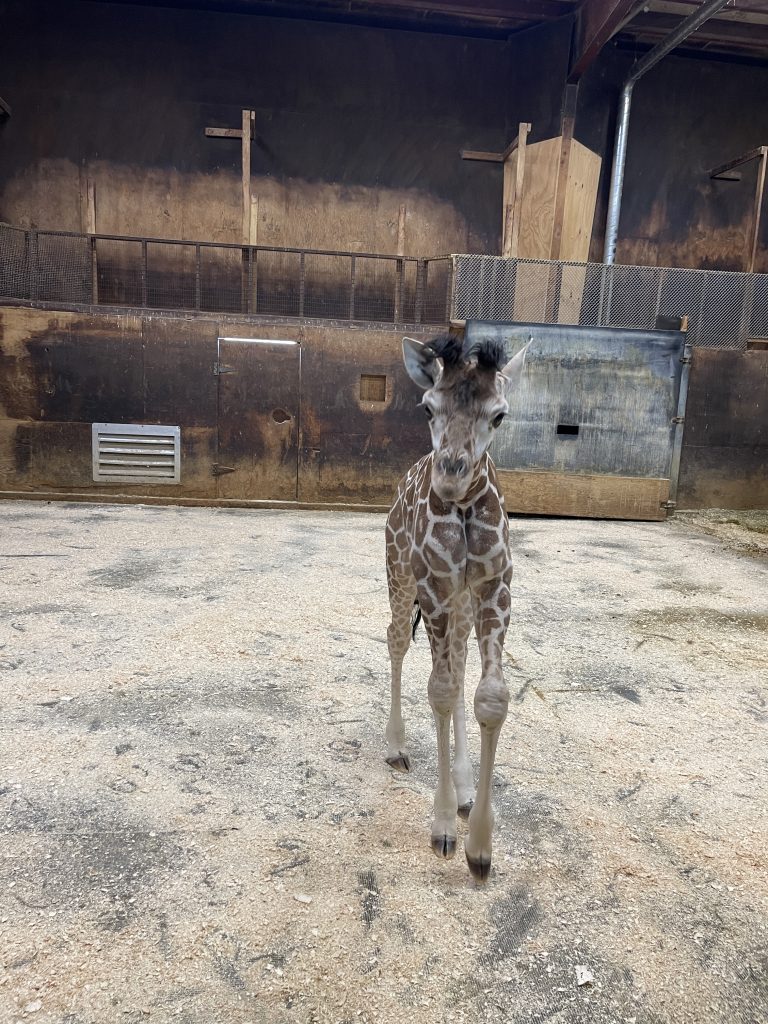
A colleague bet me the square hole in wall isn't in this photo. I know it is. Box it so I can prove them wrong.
[360,374,387,402]
[556,423,579,437]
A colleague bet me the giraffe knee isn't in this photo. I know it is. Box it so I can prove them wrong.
[474,677,509,729]
[428,671,459,716]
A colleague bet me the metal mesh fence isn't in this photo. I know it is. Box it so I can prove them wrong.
[4,226,764,344]
[450,254,768,349]
[0,225,447,325]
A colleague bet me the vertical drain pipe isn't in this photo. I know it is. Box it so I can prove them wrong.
[603,0,730,266]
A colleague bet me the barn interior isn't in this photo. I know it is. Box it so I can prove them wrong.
[0,0,766,517]
[1,4,768,1024]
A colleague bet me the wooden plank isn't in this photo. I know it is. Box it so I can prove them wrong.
[0,95,10,118]
[502,123,530,258]
[241,110,253,246]
[496,469,669,521]
[396,203,406,256]
[461,149,504,162]
[205,127,244,138]
[747,150,767,274]
[516,136,561,259]
[560,139,601,262]
[709,145,767,179]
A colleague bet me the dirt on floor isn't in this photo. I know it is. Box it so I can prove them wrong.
[0,501,766,1024]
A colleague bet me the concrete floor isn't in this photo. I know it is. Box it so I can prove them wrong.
[1,501,766,1024]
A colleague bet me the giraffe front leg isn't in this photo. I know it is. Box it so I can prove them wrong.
[450,591,475,819]
[385,573,417,772]
[465,580,511,881]
[422,600,459,859]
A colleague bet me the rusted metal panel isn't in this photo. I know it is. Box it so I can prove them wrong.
[142,318,218,427]
[217,337,301,501]
[677,348,768,509]
[297,325,430,505]
[466,321,686,479]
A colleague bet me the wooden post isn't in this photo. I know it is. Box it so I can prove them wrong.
[250,193,259,312]
[86,179,98,304]
[501,123,530,258]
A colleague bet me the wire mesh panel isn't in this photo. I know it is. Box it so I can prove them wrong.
[254,249,302,317]
[451,254,766,349]
[0,225,451,326]
[422,258,452,325]
[0,225,31,299]
[36,232,92,303]
[94,238,143,306]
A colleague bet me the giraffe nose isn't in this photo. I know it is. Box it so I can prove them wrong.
[439,455,468,477]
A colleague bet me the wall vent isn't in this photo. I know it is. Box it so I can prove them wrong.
[92,423,181,485]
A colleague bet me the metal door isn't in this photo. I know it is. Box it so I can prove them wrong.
[216,337,300,501]
[465,321,690,521]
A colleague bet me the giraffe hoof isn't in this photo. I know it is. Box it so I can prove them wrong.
[431,834,457,859]
[457,800,474,821]
[466,852,492,882]
[385,753,411,772]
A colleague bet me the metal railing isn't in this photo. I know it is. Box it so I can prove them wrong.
[3,225,765,346]
[449,254,768,349]
[0,225,451,325]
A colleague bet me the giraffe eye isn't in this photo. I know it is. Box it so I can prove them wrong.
[423,405,434,421]
[491,413,505,428]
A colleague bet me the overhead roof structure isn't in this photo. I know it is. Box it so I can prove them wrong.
[92,0,768,63]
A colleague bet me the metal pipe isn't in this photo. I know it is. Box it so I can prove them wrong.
[603,0,730,265]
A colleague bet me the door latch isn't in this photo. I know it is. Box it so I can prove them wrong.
[212,464,236,476]
[213,362,235,376]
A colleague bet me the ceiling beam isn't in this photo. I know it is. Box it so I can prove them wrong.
[568,0,641,81]
[0,95,10,118]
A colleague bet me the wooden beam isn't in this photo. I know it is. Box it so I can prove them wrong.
[496,468,670,521]
[461,149,504,162]
[709,146,767,180]
[242,109,253,245]
[396,204,406,256]
[502,123,531,258]
[748,150,767,275]
[0,95,10,119]
[568,0,640,82]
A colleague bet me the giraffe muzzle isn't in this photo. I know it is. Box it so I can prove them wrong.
[433,454,471,502]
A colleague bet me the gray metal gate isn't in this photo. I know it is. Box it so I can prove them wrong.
[465,320,690,521]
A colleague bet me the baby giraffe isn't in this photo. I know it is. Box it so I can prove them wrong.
[384,332,528,880]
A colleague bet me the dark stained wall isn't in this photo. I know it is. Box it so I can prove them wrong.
[0,0,518,255]
[579,45,768,272]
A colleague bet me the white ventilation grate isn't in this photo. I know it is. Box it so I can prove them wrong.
[92,423,181,485]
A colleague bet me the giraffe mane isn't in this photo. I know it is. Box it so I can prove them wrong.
[422,334,508,374]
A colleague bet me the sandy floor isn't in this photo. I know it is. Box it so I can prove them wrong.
[1,500,766,1024]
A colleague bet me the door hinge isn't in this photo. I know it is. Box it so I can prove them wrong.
[680,355,692,364]
[213,362,235,376]
[660,500,677,510]
[672,415,685,424]
[212,463,236,476]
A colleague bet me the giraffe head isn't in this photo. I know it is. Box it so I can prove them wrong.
[403,332,528,503]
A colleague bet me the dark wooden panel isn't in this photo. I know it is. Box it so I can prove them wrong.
[217,338,300,500]
[0,307,144,423]
[143,318,218,426]
[684,349,768,447]
[677,445,768,510]
[298,325,431,504]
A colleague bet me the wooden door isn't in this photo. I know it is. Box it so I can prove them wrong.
[217,338,300,500]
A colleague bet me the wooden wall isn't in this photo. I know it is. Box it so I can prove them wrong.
[578,46,768,273]
[0,304,430,508]
[0,0,515,258]
[2,303,765,513]
[677,349,768,509]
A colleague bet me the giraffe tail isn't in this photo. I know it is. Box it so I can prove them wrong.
[411,600,422,641]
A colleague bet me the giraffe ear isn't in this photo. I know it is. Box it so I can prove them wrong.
[500,339,530,391]
[402,337,441,389]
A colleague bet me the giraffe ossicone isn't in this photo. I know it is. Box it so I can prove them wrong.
[384,331,529,881]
